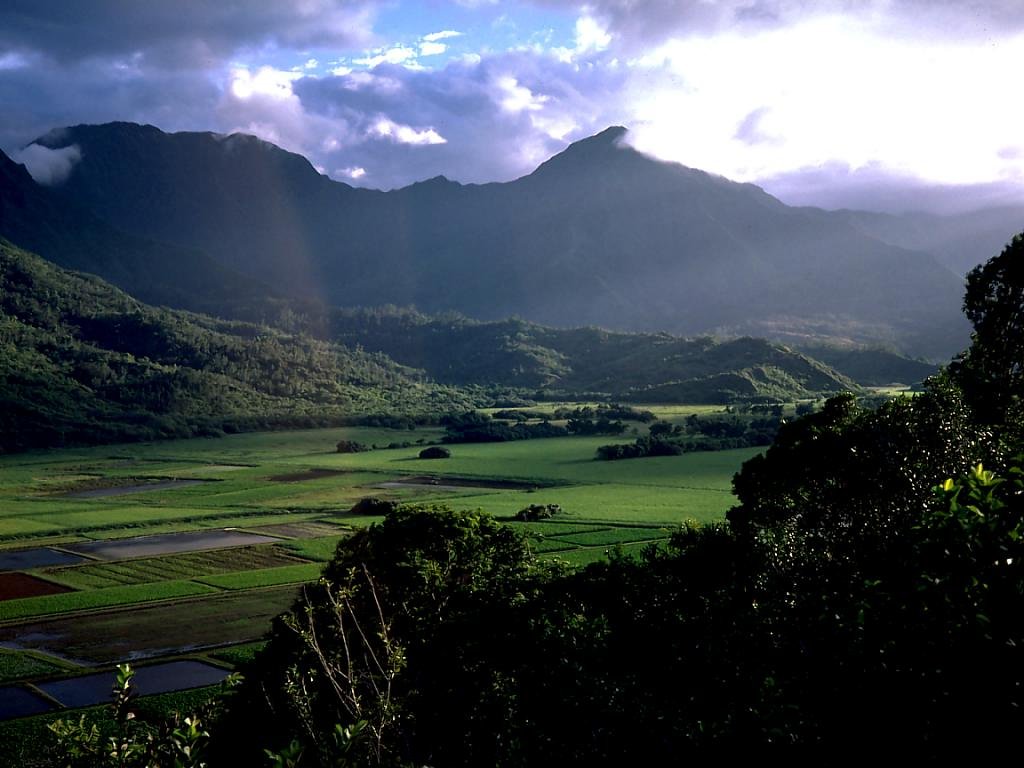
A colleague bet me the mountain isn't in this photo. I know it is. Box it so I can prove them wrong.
[0,144,274,314]
[838,206,1024,275]
[328,307,858,401]
[26,122,971,358]
[0,241,469,452]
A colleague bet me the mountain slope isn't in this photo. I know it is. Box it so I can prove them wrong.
[0,241,468,452]
[329,308,858,401]
[31,122,970,358]
[0,145,274,314]
[837,206,1024,275]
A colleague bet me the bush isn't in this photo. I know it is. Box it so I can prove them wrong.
[349,497,400,516]
[419,446,451,459]
[336,440,369,453]
[515,503,562,521]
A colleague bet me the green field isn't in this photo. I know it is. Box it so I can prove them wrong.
[0,421,756,726]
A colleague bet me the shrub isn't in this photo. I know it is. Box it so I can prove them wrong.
[336,440,369,454]
[418,446,451,459]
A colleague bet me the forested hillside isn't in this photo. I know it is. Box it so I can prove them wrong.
[330,307,858,400]
[0,242,469,451]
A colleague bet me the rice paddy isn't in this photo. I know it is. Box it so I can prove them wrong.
[0,419,757,727]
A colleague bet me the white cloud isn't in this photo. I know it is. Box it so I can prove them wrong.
[13,143,82,185]
[372,117,446,145]
[353,45,418,69]
[423,30,462,42]
[496,75,547,112]
[304,58,319,69]
[419,41,448,57]
[230,66,301,100]
[338,165,366,179]
[620,17,1024,188]
[574,16,611,53]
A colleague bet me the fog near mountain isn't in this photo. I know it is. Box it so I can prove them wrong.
[9,121,986,359]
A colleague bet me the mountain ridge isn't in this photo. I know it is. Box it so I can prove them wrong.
[9,121,977,358]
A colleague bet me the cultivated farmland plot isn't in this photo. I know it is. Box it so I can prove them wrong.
[0,420,758,737]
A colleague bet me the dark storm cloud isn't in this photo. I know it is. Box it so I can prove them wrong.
[294,52,630,188]
[0,1,379,66]
[0,54,220,152]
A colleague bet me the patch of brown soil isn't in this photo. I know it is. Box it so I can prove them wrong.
[0,572,73,601]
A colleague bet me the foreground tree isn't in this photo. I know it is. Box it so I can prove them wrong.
[955,231,1024,442]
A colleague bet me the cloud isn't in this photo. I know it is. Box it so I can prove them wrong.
[292,51,630,188]
[496,75,548,112]
[372,117,446,145]
[758,161,1024,214]
[419,41,449,57]
[734,107,780,146]
[537,0,1024,50]
[12,143,82,185]
[0,1,380,66]
[423,30,462,42]
[353,45,420,69]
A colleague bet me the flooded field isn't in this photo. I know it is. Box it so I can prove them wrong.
[0,686,53,720]
[65,529,281,561]
[0,548,87,572]
[0,586,300,664]
[63,479,210,499]
[36,660,228,709]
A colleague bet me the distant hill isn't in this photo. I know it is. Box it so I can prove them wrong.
[328,308,858,402]
[27,122,970,359]
[0,242,468,452]
[795,345,938,387]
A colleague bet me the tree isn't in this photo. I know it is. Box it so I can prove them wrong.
[955,231,1024,435]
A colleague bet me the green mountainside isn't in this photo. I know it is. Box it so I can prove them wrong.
[0,242,469,452]
[328,307,859,401]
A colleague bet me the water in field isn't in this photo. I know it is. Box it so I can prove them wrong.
[0,685,54,720]
[0,548,86,572]
[64,529,280,560]
[36,660,229,709]
[63,479,210,499]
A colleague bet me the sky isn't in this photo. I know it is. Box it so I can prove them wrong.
[2,0,1024,213]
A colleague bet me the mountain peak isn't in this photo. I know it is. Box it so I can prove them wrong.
[527,125,633,180]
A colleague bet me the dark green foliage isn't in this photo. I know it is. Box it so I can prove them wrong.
[333,309,860,402]
[954,231,1024,438]
[596,409,784,459]
[442,411,570,443]
[514,503,562,521]
[220,506,541,766]
[335,440,368,454]
[417,446,450,459]
[349,498,401,516]
[0,242,472,452]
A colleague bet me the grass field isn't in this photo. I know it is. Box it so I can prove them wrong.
[0,419,757,725]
